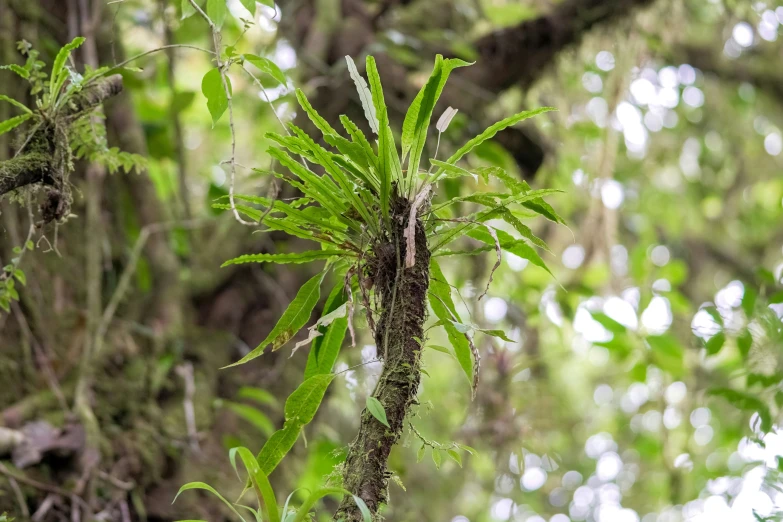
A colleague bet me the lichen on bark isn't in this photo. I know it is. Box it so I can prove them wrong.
[334,195,431,522]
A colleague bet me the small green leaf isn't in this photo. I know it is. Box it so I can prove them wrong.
[0,95,32,115]
[201,68,232,126]
[0,63,29,79]
[345,56,378,134]
[431,449,442,469]
[13,270,26,286]
[417,444,426,462]
[49,37,85,105]
[366,396,390,428]
[244,54,287,85]
[221,250,348,267]
[207,0,227,28]
[446,449,463,467]
[705,331,725,355]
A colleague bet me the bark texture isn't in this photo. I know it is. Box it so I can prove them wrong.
[334,197,430,521]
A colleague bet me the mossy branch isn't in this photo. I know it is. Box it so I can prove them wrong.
[334,198,431,522]
[0,74,123,199]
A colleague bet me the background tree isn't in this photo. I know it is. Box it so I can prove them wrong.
[1,0,782,521]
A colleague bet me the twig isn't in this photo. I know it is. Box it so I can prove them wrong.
[4,470,29,518]
[0,461,91,513]
[175,362,200,452]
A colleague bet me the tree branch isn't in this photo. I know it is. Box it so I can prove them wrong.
[0,74,124,198]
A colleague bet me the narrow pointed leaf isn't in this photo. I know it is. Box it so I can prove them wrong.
[224,271,326,367]
[345,56,378,134]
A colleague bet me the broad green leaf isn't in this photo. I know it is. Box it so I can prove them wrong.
[305,284,349,379]
[0,113,32,136]
[173,482,248,522]
[245,54,287,85]
[181,0,197,19]
[234,447,280,522]
[256,374,336,475]
[429,259,473,387]
[401,55,471,181]
[221,250,348,267]
[201,68,232,126]
[257,424,302,475]
[0,95,32,115]
[49,36,85,105]
[284,374,336,424]
[345,56,378,134]
[443,107,555,167]
[221,401,275,435]
[207,0,227,28]
[366,396,390,428]
[224,271,325,367]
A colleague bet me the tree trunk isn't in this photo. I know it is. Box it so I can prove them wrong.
[334,197,430,521]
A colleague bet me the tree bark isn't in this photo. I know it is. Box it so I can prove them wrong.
[334,197,430,521]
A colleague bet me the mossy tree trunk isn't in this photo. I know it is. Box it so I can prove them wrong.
[334,198,430,521]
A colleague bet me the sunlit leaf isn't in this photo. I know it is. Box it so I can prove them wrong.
[201,68,232,126]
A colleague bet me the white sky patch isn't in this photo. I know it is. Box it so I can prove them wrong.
[765,132,782,156]
[601,179,625,209]
[583,71,603,93]
[521,468,547,491]
[678,64,697,85]
[563,244,586,269]
[604,296,638,329]
[641,296,673,333]
[484,297,508,323]
[596,51,615,71]
[732,22,755,48]
[574,306,612,343]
